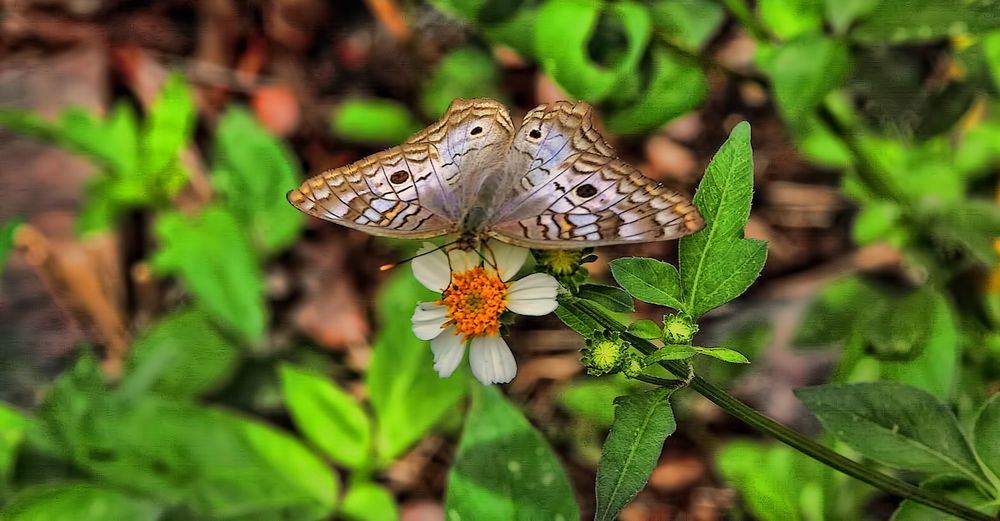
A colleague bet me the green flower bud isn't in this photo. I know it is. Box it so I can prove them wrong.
[533,248,595,292]
[581,330,627,376]
[663,313,698,344]
[621,353,644,379]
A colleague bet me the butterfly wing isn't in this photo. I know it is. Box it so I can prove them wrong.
[287,98,514,239]
[488,101,703,249]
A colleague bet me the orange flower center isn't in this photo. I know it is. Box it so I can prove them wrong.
[438,266,508,339]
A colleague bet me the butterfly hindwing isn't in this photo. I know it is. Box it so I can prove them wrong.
[489,101,703,248]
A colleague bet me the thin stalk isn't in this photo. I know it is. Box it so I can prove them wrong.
[566,299,993,521]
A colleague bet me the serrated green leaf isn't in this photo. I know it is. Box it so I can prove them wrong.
[331,99,421,144]
[445,385,579,520]
[214,107,304,255]
[119,309,239,399]
[796,382,985,483]
[610,257,685,311]
[891,476,997,521]
[595,388,676,521]
[280,364,372,471]
[535,0,651,103]
[694,346,750,364]
[421,47,503,118]
[643,345,696,364]
[2,483,163,521]
[627,319,661,339]
[151,206,266,341]
[578,283,635,313]
[366,271,466,466]
[765,34,850,125]
[605,46,706,135]
[679,122,766,318]
[340,482,399,521]
[972,393,1000,483]
[555,301,603,338]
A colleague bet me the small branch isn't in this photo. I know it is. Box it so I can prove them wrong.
[632,373,685,388]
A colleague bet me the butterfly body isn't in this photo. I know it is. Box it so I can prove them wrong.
[288,98,704,249]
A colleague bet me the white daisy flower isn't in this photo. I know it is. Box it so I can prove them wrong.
[410,239,559,385]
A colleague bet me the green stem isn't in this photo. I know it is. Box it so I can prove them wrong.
[632,373,684,387]
[566,299,993,521]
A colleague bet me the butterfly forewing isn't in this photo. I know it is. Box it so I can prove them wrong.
[488,101,704,248]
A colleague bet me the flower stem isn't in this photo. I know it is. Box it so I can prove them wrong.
[566,299,993,521]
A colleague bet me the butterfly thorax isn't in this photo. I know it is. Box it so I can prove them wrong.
[458,206,490,249]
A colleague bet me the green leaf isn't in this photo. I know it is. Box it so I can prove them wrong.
[679,122,766,318]
[0,404,27,482]
[38,393,338,519]
[595,388,676,521]
[535,0,651,103]
[2,483,162,521]
[643,345,696,364]
[764,34,850,125]
[445,385,579,520]
[861,287,937,361]
[852,201,901,244]
[824,0,879,34]
[627,319,662,339]
[796,382,984,482]
[331,99,421,144]
[717,441,829,521]
[650,0,724,51]
[151,206,266,342]
[927,200,1000,266]
[420,47,503,118]
[972,393,1000,483]
[215,107,305,255]
[757,0,824,39]
[141,73,195,198]
[876,289,958,399]
[985,31,1000,92]
[120,309,240,399]
[340,482,399,521]
[851,0,1000,43]
[604,46,707,135]
[558,374,638,428]
[366,271,466,466]
[555,301,603,338]
[793,277,878,347]
[610,257,685,311]
[280,364,372,470]
[694,346,750,364]
[0,216,23,275]
[578,283,635,313]
[891,476,997,521]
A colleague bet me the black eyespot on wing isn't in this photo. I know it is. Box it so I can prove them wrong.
[390,170,409,184]
[471,126,483,135]
[529,129,542,139]
[575,184,598,198]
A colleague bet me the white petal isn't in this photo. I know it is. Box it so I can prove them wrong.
[448,247,480,273]
[430,327,466,377]
[469,335,516,384]
[411,302,449,341]
[505,273,559,316]
[411,243,450,292]
[486,240,529,281]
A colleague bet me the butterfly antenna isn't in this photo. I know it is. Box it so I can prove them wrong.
[477,242,500,271]
[378,241,457,271]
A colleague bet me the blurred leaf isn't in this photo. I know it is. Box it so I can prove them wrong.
[421,47,503,118]
[445,385,578,520]
[650,0,724,51]
[627,319,662,340]
[2,483,162,521]
[427,0,537,57]
[605,46,706,135]
[331,99,422,144]
[120,309,240,399]
[694,346,750,364]
[717,441,828,521]
[699,321,772,381]
[824,0,879,34]
[926,200,1000,266]
[214,107,305,255]
[984,31,1000,92]
[851,0,1000,43]
[611,257,685,311]
[972,393,1000,482]
[758,0,824,39]
[796,382,984,481]
[595,388,675,521]
[0,404,26,482]
[852,201,901,244]
[38,392,338,519]
[0,216,23,275]
[955,118,1000,178]
[794,277,879,347]
[861,287,937,361]
[366,271,466,466]
[339,482,399,521]
[765,35,850,125]
[557,374,638,428]
[141,73,195,199]
[578,283,634,313]
[892,476,997,521]
[535,0,650,103]
[679,122,766,318]
[279,364,372,471]
[151,206,266,342]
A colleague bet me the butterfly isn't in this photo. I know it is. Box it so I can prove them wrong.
[287,98,704,249]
